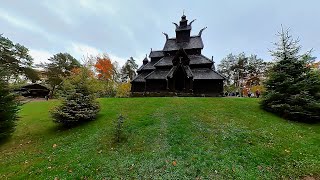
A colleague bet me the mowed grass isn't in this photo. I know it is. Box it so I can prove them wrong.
[1,98,320,179]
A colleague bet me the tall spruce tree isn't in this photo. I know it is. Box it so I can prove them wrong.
[261,28,320,122]
[0,70,19,139]
[120,57,138,82]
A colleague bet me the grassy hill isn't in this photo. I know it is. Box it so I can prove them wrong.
[1,98,320,179]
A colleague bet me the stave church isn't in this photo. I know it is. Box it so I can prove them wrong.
[131,14,225,96]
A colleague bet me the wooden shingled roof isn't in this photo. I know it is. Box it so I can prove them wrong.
[163,36,204,51]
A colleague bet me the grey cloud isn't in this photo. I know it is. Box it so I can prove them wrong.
[1,0,319,65]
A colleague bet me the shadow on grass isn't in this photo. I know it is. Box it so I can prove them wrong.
[261,108,320,125]
[0,136,12,146]
[48,113,105,133]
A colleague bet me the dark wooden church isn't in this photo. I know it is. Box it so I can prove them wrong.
[131,14,225,96]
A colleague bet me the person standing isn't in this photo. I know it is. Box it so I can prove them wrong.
[255,90,260,98]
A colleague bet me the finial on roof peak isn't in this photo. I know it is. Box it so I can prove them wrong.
[181,10,187,20]
[162,32,169,40]
[189,19,196,26]
[198,27,207,36]
[172,22,178,28]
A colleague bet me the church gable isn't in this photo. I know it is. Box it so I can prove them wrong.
[172,49,190,66]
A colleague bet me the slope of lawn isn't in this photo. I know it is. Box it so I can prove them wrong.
[1,98,320,179]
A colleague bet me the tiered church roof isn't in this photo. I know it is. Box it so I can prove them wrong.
[132,14,224,88]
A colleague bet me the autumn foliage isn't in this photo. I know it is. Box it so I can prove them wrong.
[94,56,114,80]
[116,82,131,97]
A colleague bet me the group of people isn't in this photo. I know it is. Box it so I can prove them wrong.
[224,90,261,98]
[247,90,261,98]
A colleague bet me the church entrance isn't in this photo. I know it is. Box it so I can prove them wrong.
[174,66,185,92]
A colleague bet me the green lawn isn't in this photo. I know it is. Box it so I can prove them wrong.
[1,98,320,179]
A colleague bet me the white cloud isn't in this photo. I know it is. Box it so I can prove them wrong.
[79,0,118,15]
[41,1,75,25]
[0,10,34,31]
[0,8,58,43]
[68,42,127,66]
[134,53,147,67]
[29,49,52,64]
[108,53,127,67]
[70,42,100,58]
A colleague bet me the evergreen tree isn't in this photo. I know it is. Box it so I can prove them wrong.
[120,57,138,82]
[0,34,38,82]
[0,70,19,139]
[261,28,320,122]
[51,67,100,126]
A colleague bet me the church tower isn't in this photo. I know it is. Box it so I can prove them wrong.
[175,15,192,43]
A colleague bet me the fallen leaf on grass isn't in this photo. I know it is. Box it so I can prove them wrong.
[172,161,177,166]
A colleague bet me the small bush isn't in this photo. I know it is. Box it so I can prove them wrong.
[51,67,100,126]
[114,114,125,143]
[0,78,19,139]
[116,82,131,98]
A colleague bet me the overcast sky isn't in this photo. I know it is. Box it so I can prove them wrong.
[1,0,319,66]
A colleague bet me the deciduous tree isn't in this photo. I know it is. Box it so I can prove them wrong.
[218,53,267,93]
[218,53,237,85]
[94,54,114,81]
[40,53,81,97]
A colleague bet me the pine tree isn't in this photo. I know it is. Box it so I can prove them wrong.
[0,71,19,139]
[261,28,320,122]
[51,68,100,126]
[120,57,138,82]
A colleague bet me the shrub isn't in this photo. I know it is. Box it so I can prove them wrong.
[0,76,19,139]
[51,67,100,126]
[114,114,125,143]
[261,28,320,122]
[116,82,131,97]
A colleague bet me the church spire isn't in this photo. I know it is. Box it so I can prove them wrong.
[143,54,149,65]
[174,14,193,43]
[179,14,188,27]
